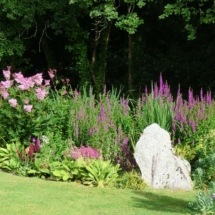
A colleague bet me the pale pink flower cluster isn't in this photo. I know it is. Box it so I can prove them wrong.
[48,69,56,79]
[32,73,43,85]
[1,90,9,99]
[44,80,50,86]
[0,67,51,111]
[13,72,35,90]
[24,105,33,112]
[1,80,13,88]
[35,88,49,100]
[8,98,17,107]
[24,99,29,104]
[3,68,11,80]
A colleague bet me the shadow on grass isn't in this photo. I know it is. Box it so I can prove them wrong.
[131,191,191,214]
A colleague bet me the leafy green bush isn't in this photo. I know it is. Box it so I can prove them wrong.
[50,159,82,181]
[79,159,120,187]
[188,182,215,215]
[116,169,147,190]
[192,153,215,189]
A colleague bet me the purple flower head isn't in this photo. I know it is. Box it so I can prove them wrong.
[154,83,158,98]
[201,103,205,117]
[159,74,163,96]
[34,137,41,153]
[172,121,176,132]
[145,85,148,95]
[106,97,111,112]
[200,88,204,102]
[163,82,170,97]
[122,137,129,152]
[188,88,194,109]
[28,143,34,157]
[75,124,79,139]
[89,128,95,137]
[77,106,83,119]
[117,128,121,144]
[206,91,212,105]
[100,103,106,121]
[141,95,146,106]
[191,121,196,132]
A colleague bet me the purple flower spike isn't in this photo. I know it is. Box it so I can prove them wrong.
[200,88,204,102]
[159,74,163,96]
[100,102,106,121]
[34,137,41,153]
[145,85,148,95]
[154,83,158,98]
[188,88,194,109]
[117,128,121,144]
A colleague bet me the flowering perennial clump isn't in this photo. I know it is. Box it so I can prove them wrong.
[0,66,50,112]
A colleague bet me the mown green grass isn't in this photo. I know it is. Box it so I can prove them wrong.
[0,170,196,215]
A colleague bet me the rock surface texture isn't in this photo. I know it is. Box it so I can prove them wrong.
[134,123,193,190]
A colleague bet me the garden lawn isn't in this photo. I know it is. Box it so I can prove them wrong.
[0,170,196,215]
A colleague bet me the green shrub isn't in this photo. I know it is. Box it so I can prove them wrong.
[192,153,215,189]
[188,182,215,215]
[116,169,147,190]
[79,159,120,187]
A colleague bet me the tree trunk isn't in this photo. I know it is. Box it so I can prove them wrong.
[128,33,133,92]
[91,25,99,85]
[102,20,112,89]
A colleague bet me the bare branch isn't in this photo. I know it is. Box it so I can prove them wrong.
[38,21,52,52]
[23,18,38,39]
[115,0,120,10]
[39,24,46,52]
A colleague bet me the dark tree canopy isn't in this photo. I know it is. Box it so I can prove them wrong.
[0,0,215,96]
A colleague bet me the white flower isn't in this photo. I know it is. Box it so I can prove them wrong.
[42,135,49,144]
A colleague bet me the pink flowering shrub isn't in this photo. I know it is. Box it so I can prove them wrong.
[0,66,56,146]
[69,146,101,160]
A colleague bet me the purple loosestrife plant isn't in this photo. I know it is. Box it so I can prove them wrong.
[116,137,137,171]
[135,76,175,133]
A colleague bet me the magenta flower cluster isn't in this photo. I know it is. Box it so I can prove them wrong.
[70,146,101,160]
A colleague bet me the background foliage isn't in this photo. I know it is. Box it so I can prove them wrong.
[1,0,215,96]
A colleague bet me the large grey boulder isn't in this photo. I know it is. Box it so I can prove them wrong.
[134,123,193,190]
